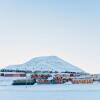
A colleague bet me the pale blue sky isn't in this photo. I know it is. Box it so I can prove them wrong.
[0,0,100,73]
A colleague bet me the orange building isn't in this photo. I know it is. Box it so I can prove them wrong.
[72,78,93,84]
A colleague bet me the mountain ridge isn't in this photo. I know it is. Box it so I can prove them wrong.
[5,56,84,73]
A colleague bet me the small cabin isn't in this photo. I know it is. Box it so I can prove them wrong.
[71,78,93,84]
[0,72,26,77]
[37,79,51,84]
[31,74,51,79]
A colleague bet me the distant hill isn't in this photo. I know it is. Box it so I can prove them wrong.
[5,56,84,73]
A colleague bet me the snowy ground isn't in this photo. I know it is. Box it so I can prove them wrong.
[0,84,100,100]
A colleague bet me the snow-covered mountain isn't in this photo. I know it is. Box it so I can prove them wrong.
[5,56,84,73]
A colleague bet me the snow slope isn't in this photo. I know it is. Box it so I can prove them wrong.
[5,56,84,73]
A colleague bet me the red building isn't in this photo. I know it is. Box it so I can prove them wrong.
[0,72,26,77]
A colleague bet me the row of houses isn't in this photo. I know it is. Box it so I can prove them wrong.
[0,69,100,85]
[0,72,26,77]
[72,79,93,84]
[31,72,100,84]
[30,72,95,84]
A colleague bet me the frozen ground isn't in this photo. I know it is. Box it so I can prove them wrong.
[0,84,100,100]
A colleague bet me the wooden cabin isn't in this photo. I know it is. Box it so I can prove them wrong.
[0,72,26,77]
[53,74,66,84]
[37,79,51,84]
[31,74,51,79]
[71,78,93,84]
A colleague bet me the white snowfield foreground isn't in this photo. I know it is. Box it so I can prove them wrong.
[0,84,100,100]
